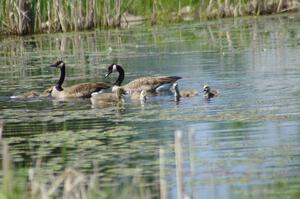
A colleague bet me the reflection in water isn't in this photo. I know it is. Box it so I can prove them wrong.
[1,14,300,198]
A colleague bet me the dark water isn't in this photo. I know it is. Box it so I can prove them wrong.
[1,13,300,198]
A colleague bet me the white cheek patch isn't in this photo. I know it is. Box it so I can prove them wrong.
[58,62,64,67]
[112,64,117,72]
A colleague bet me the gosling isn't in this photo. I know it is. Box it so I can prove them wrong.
[11,87,52,99]
[90,87,126,107]
[173,83,198,101]
[203,84,219,99]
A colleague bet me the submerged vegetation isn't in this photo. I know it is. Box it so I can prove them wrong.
[0,141,152,199]
[0,0,299,35]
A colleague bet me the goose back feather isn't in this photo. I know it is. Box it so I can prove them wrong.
[122,76,181,93]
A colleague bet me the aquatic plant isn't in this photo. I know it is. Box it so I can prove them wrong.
[0,140,153,199]
[0,0,299,35]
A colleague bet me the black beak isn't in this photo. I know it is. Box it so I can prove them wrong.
[105,72,111,78]
[50,64,57,67]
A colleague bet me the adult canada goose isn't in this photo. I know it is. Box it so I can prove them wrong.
[11,87,53,99]
[105,64,182,94]
[173,83,198,101]
[90,87,126,107]
[50,61,111,99]
[203,84,219,99]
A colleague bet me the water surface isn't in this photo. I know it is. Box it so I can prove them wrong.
[1,14,300,198]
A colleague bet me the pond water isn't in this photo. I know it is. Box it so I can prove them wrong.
[1,13,300,198]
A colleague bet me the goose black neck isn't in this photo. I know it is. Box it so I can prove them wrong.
[56,65,65,91]
[114,65,124,86]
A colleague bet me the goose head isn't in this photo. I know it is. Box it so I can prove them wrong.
[140,90,147,102]
[116,87,126,96]
[203,84,211,94]
[105,64,125,86]
[50,60,65,68]
[105,64,120,77]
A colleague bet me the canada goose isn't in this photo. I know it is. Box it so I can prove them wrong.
[90,87,126,107]
[203,84,219,99]
[11,87,53,99]
[105,64,182,94]
[173,83,198,101]
[50,61,111,99]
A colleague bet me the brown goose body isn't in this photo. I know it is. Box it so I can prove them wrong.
[173,83,198,101]
[90,87,126,107]
[106,64,181,94]
[122,76,181,93]
[203,85,219,99]
[50,61,111,99]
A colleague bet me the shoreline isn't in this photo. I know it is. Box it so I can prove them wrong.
[0,0,299,36]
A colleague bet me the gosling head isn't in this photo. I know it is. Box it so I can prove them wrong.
[172,82,179,90]
[50,60,65,68]
[105,64,120,78]
[203,84,211,94]
[140,90,147,102]
[172,82,180,98]
[116,87,126,96]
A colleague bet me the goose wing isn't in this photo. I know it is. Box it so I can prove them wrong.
[65,82,111,98]
[124,76,181,92]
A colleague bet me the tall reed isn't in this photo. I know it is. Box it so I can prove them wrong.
[0,0,299,35]
[0,131,152,199]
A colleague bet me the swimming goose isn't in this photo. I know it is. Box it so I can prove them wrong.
[173,83,198,101]
[105,64,182,94]
[12,91,40,99]
[50,61,111,99]
[11,87,53,99]
[203,84,219,99]
[90,87,126,107]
